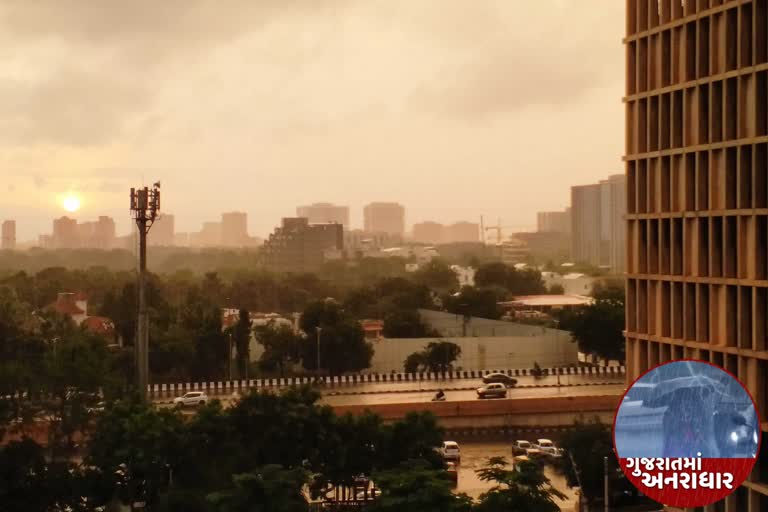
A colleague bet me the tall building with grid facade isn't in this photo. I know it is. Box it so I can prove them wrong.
[624,1,768,509]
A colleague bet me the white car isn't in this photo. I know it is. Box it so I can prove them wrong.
[173,391,208,407]
[534,439,560,457]
[476,383,508,399]
[439,441,461,463]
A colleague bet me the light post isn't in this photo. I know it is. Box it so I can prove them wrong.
[316,326,322,374]
[604,456,609,512]
[228,331,233,382]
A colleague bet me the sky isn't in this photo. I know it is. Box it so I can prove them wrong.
[0,0,625,242]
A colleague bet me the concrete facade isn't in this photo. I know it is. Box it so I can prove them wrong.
[221,212,248,247]
[625,1,768,508]
[296,203,350,229]
[363,202,405,236]
[366,334,578,374]
[537,208,571,233]
[1,220,16,250]
[571,175,626,272]
[262,217,343,271]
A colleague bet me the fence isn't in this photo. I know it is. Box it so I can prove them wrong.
[147,365,626,400]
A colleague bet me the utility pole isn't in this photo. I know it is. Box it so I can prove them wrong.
[130,183,160,401]
[315,326,322,374]
[604,456,609,512]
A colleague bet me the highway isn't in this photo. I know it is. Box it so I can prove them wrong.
[322,383,625,406]
[153,373,625,404]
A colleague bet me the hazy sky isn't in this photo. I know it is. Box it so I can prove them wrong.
[0,0,624,241]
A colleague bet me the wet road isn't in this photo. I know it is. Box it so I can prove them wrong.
[321,383,625,406]
[455,441,579,511]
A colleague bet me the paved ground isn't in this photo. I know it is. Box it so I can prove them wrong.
[454,441,579,511]
[321,383,625,406]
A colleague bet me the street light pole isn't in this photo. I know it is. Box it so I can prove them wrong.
[316,326,322,374]
[604,456,609,512]
[228,332,233,382]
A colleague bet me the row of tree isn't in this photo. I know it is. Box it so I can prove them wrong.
[2,385,569,512]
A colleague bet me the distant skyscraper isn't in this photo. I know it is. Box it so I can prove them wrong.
[52,216,79,249]
[444,222,480,243]
[571,174,625,272]
[78,216,116,249]
[363,202,405,236]
[150,214,175,246]
[536,208,571,233]
[1,220,16,250]
[412,221,444,244]
[296,203,350,229]
[221,212,247,247]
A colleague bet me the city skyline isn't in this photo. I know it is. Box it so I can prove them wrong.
[0,1,623,242]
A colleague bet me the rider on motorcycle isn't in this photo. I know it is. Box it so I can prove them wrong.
[434,389,445,401]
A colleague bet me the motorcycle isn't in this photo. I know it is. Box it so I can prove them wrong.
[431,392,446,402]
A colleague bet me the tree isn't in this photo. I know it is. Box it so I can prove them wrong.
[299,300,372,374]
[369,461,471,512]
[255,322,303,377]
[443,286,501,319]
[382,309,436,338]
[403,341,461,373]
[555,418,616,507]
[233,309,252,378]
[411,260,458,292]
[556,300,624,364]
[206,466,308,512]
[474,262,545,296]
[474,457,565,512]
[547,284,565,295]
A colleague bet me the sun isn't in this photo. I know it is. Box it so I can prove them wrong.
[62,194,81,212]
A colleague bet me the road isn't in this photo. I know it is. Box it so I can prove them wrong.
[321,383,626,406]
[153,373,625,403]
[454,441,580,511]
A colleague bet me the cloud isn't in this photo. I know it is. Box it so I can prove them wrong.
[0,67,151,146]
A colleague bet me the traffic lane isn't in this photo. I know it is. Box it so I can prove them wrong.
[320,384,626,406]
[455,441,579,509]
[320,373,622,396]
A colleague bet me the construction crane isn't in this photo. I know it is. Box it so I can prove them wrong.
[480,216,529,245]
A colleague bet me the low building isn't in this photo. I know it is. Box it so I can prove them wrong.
[540,272,595,296]
[451,265,475,287]
[360,319,384,340]
[49,292,118,342]
[262,218,343,272]
[500,294,594,315]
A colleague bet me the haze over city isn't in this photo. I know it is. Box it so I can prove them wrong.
[1,1,623,241]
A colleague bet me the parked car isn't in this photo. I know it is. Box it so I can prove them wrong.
[173,391,208,407]
[477,383,508,399]
[533,439,560,457]
[512,440,543,458]
[512,440,533,456]
[482,373,518,386]
[439,441,461,463]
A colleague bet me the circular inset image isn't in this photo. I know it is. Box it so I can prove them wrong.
[613,360,760,508]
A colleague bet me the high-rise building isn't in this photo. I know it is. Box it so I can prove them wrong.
[625,1,768,507]
[570,183,602,265]
[52,216,79,249]
[412,221,445,244]
[444,221,480,243]
[296,203,350,229]
[262,218,343,271]
[536,208,571,233]
[150,214,175,246]
[363,202,405,236]
[570,175,625,271]
[1,220,16,250]
[77,216,116,249]
[221,212,248,247]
